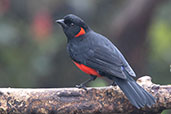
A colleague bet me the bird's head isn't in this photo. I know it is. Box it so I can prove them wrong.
[56,14,90,39]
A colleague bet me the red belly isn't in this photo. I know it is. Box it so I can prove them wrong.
[73,61,101,77]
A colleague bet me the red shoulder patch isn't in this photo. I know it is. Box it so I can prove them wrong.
[75,27,85,37]
[73,61,101,77]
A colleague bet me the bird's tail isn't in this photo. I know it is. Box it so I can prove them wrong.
[114,74,156,109]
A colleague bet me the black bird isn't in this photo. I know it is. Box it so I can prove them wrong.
[56,14,156,108]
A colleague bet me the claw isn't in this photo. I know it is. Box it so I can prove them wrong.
[110,82,117,86]
[76,84,88,92]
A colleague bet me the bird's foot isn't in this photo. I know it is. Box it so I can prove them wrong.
[76,84,88,92]
[110,82,117,86]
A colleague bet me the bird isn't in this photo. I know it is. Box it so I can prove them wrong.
[56,14,156,109]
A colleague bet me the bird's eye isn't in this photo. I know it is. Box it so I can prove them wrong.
[64,19,74,26]
[70,23,74,26]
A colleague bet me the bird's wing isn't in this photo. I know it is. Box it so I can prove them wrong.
[84,46,128,79]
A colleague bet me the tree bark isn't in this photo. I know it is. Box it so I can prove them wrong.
[0,76,170,114]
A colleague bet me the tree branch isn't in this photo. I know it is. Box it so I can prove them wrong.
[0,76,170,114]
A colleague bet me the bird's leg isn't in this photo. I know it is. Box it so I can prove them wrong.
[76,75,97,91]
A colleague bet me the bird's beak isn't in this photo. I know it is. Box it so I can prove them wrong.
[56,19,64,24]
[56,19,66,28]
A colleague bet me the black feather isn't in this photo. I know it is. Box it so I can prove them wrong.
[114,69,156,108]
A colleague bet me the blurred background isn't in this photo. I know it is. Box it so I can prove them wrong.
[0,0,170,113]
